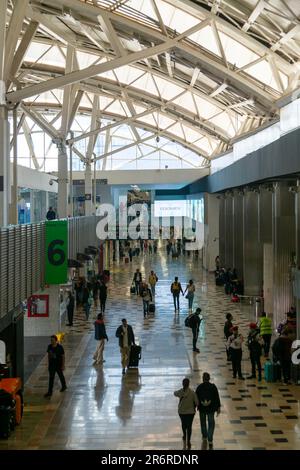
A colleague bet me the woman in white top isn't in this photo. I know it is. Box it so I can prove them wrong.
[174,378,199,450]
[184,280,195,312]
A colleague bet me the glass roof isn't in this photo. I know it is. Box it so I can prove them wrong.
[5,0,300,172]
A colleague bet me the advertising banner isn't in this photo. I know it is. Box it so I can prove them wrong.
[45,220,68,284]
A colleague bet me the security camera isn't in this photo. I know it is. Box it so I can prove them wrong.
[156,135,160,143]
[49,178,58,186]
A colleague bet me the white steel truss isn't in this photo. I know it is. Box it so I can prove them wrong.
[3,0,300,170]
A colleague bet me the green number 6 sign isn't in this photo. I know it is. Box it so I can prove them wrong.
[45,221,68,284]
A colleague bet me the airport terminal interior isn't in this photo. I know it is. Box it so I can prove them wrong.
[1,0,300,451]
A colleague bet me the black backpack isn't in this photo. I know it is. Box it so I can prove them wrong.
[185,316,192,328]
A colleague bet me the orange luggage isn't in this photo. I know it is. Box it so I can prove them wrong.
[0,378,23,424]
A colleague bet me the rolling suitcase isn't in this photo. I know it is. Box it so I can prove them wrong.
[130,284,136,294]
[264,361,281,382]
[148,303,155,314]
[125,257,129,263]
[128,345,142,367]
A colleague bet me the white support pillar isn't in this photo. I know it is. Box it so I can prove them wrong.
[0,105,9,227]
[10,107,18,225]
[85,161,93,216]
[56,139,68,219]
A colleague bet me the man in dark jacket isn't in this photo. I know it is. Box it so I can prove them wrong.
[99,280,108,314]
[44,335,67,398]
[272,330,293,384]
[224,313,233,361]
[46,207,56,220]
[93,314,108,365]
[116,319,135,374]
[196,372,221,450]
[189,308,202,353]
[247,323,264,381]
[133,269,142,296]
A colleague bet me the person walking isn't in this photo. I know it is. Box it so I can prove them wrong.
[128,246,133,262]
[46,206,56,220]
[196,372,221,450]
[44,335,67,398]
[93,313,108,365]
[189,308,202,353]
[174,378,198,450]
[227,326,245,380]
[224,313,233,361]
[133,269,142,296]
[170,277,184,312]
[184,280,195,312]
[66,291,75,326]
[115,319,135,375]
[247,323,264,381]
[99,280,108,314]
[83,286,93,320]
[272,330,293,384]
[258,312,272,358]
[140,282,152,317]
[148,270,158,297]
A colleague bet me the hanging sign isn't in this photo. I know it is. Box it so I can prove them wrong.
[45,220,68,284]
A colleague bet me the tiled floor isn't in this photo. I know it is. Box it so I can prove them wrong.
[1,246,300,450]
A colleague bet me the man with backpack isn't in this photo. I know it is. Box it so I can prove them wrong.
[170,276,184,312]
[186,308,202,353]
[196,372,221,450]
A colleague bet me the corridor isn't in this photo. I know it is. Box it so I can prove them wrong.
[1,248,300,450]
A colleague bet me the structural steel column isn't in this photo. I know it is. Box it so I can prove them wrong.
[203,193,219,271]
[272,182,295,327]
[85,161,93,216]
[0,106,9,227]
[232,190,244,281]
[243,189,263,295]
[295,180,300,340]
[259,188,273,314]
[219,196,225,267]
[10,107,18,225]
[57,139,68,219]
[224,193,234,269]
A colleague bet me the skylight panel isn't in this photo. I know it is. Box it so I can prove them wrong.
[127,0,157,22]
[114,65,144,85]
[105,99,128,116]
[219,32,259,68]
[154,76,184,101]
[172,92,197,114]
[181,125,204,143]
[131,73,158,96]
[36,45,65,68]
[194,95,221,120]
[193,137,213,154]
[158,1,199,34]
[189,25,221,57]
[136,113,158,127]
[24,42,52,63]
[168,122,185,140]
[76,50,101,69]
[210,112,235,137]
[155,114,176,129]
[245,60,281,91]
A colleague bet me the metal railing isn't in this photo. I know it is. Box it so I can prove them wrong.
[237,295,264,322]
